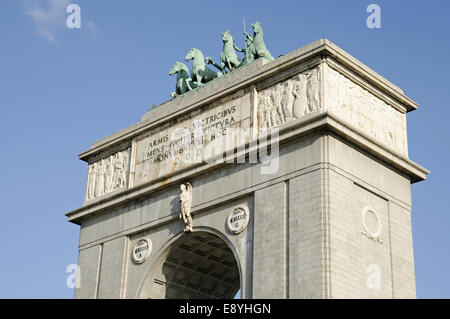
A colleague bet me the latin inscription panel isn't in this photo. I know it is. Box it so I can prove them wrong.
[133,91,251,186]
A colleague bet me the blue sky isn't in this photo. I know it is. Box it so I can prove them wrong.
[0,0,449,298]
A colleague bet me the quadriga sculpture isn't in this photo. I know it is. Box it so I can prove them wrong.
[168,21,275,98]
[168,62,197,98]
[185,48,223,85]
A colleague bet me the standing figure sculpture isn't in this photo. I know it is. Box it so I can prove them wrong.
[185,48,222,85]
[234,32,257,67]
[249,22,274,62]
[179,183,193,232]
[169,62,197,98]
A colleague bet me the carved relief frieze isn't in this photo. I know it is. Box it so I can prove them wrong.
[85,148,130,201]
[325,66,407,155]
[257,65,322,132]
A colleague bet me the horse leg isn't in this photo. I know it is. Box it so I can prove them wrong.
[186,79,193,91]
[192,73,200,86]
[228,61,235,71]
[207,59,225,74]
[221,61,227,73]
[179,81,186,95]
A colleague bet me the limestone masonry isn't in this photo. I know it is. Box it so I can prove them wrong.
[66,39,428,299]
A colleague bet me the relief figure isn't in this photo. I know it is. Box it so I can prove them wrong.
[292,74,308,118]
[112,152,127,190]
[85,149,130,201]
[86,165,96,201]
[104,157,113,193]
[306,68,320,112]
[94,159,105,198]
[270,86,283,126]
[281,81,294,122]
[257,66,321,131]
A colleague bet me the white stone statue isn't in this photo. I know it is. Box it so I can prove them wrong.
[179,183,193,232]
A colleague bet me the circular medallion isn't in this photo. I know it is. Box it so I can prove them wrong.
[227,205,250,234]
[132,238,152,264]
[361,208,382,243]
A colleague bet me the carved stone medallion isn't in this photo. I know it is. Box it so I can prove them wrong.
[132,238,152,264]
[227,205,250,234]
[361,208,383,244]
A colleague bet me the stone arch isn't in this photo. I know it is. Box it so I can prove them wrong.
[137,228,242,299]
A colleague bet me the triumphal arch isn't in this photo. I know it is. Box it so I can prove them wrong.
[66,35,428,298]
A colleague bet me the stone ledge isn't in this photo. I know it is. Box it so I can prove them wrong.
[66,111,428,225]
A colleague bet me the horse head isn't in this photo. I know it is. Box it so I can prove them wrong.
[185,48,198,62]
[222,30,233,43]
[185,48,205,67]
[169,62,180,75]
[169,62,188,76]
[252,21,262,35]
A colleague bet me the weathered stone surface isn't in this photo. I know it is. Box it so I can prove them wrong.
[133,90,249,186]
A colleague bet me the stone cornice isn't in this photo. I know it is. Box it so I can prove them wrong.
[66,110,429,225]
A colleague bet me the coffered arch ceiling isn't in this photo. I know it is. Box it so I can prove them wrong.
[139,231,240,299]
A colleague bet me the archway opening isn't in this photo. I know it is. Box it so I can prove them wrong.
[140,231,241,299]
